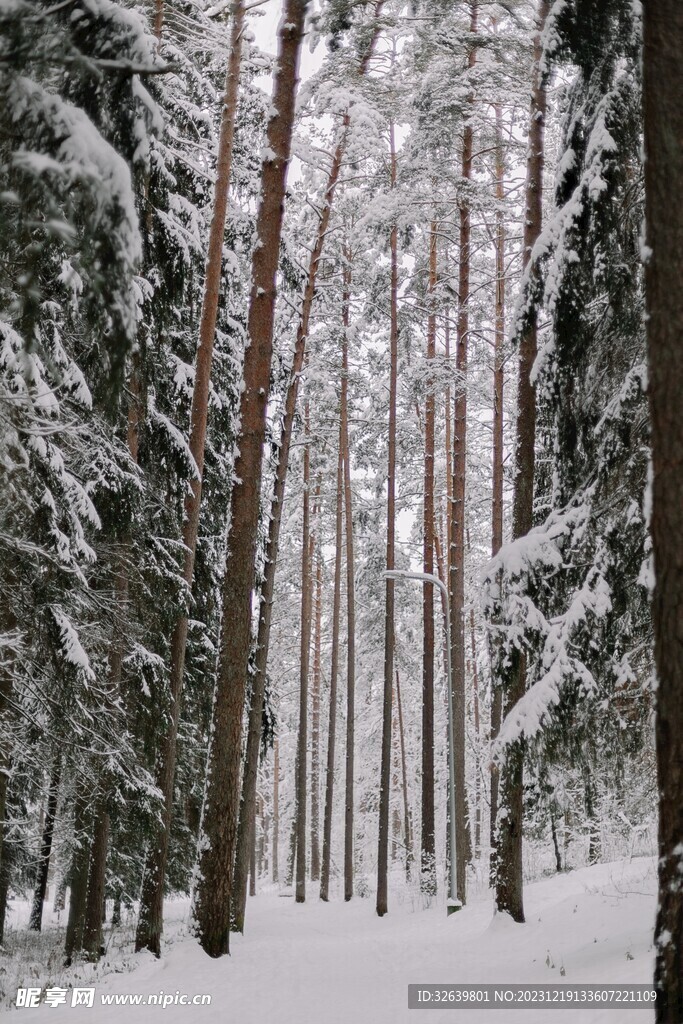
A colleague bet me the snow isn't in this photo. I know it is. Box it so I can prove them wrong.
[8,858,656,1023]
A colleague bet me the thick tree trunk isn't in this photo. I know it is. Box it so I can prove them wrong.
[295,402,313,904]
[64,795,91,964]
[489,101,506,878]
[377,120,398,918]
[341,260,356,903]
[320,426,344,902]
[82,797,110,960]
[310,543,322,882]
[194,1,307,958]
[29,758,61,931]
[494,0,548,925]
[449,0,477,906]
[136,0,246,957]
[395,670,412,879]
[643,8,683,1020]
[230,9,383,930]
[421,221,437,896]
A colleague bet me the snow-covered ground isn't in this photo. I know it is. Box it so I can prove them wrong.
[2,857,656,1023]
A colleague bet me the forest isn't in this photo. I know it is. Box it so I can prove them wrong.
[0,0,681,1022]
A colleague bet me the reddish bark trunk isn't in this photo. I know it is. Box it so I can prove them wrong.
[194,1,307,957]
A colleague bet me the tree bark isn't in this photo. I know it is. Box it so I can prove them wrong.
[395,670,412,880]
[494,0,548,925]
[449,0,477,906]
[194,0,307,957]
[231,7,384,930]
[270,737,278,888]
[421,221,437,896]
[489,100,506,878]
[136,0,246,957]
[377,119,398,918]
[29,757,61,931]
[310,541,322,882]
[64,794,91,964]
[643,7,683,1018]
[341,260,356,903]
[320,424,344,902]
[295,401,313,904]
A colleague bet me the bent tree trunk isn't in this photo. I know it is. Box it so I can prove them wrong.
[194,0,307,958]
[136,0,246,957]
[642,3,683,1020]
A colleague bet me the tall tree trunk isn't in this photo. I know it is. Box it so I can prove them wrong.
[469,608,481,858]
[272,737,279,883]
[421,221,437,896]
[377,119,398,918]
[395,670,412,879]
[310,542,322,882]
[319,425,344,902]
[295,402,313,904]
[449,0,477,906]
[341,260,356,903]
[489,100,506,880]
[231,7,384,930]
[494,0,548,925]
[194,1,307,958]
[136,0,246,957]
[643,8,683,1020]
[29,757,61,931]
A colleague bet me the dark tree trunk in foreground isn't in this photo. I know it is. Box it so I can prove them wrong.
[194,1,307,957]
[449,0,477,906]
[29,758,61,931]
[377,120,398,918]
[421,221,437,896]
[64,795,91,963]
[494,0,548,925]
[136,0,246,957]
[642,4,683,1019]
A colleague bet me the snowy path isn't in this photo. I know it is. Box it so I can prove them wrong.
[21,858,656,1024]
